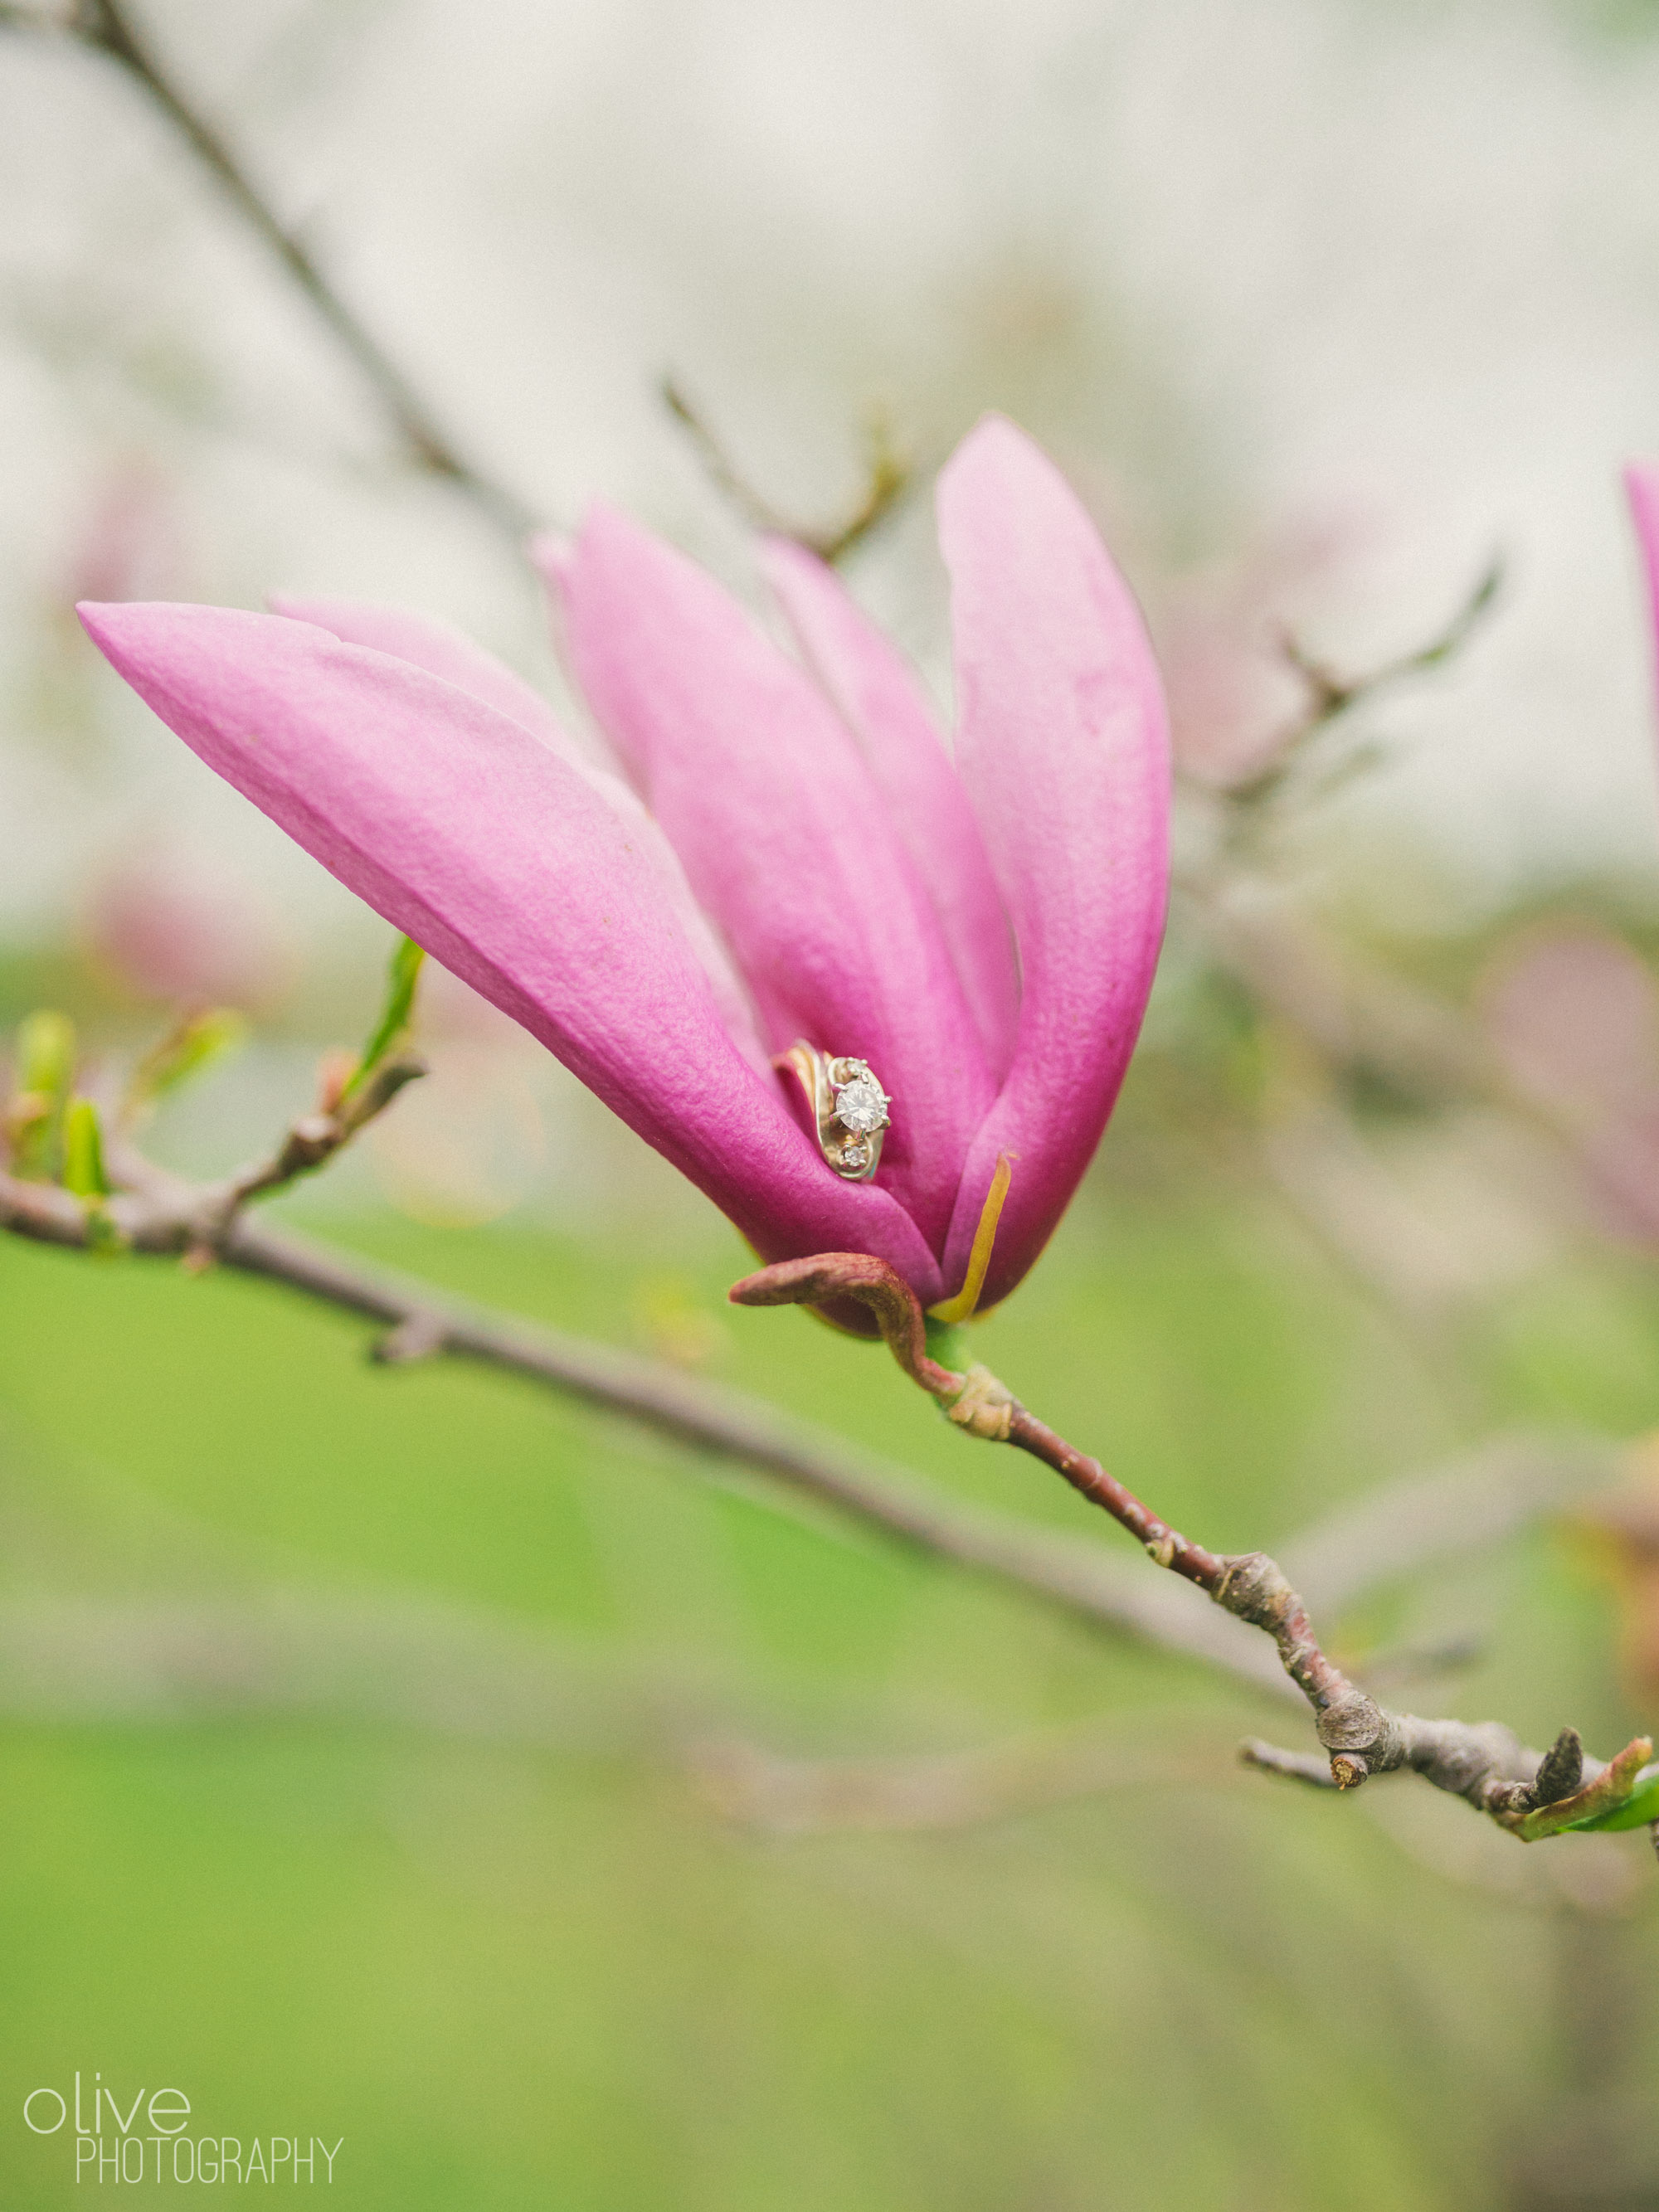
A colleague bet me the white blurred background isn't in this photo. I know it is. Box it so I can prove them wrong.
[5,0,1659,946]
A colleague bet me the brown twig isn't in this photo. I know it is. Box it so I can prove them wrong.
[731,1251,1654,1841]
[1282,552,1503,717]
[662,377,909,563]
[206,1053,426,1220]
[1224,554,1504,811]
[1,0,537,538]
[1238,1738,1342,1789]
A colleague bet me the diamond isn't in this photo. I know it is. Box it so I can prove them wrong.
[839,1140,871,1171]
[834,1077,887,1135]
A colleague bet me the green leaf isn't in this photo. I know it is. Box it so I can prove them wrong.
[7,1010,77,1179]
[341,936,425,1102]
[128,1008,249,1109]
[1561,1767,1659,1834]
[61,1097,110,1200]
[17,1009,75,1099]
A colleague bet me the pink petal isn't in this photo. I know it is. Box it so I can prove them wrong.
[546,509,995,1258]
[935,418,1170,1309]
[271,591,770,1076]
[762,537,1020,1079]
[267,593,574,752]
[77,600,944,1298]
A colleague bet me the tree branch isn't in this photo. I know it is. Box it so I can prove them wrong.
[3,0,538,537]
[1222,555,1504,812]
[731,1251,1657,1845]
[7,3,927,561]
[8,1123,1604,1712]
[694,1718,1211,1836]
[0,1158,1293,1683]
[0,1588,677,1748]
[662,376,909,563]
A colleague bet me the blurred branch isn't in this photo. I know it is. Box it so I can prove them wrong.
[1280,551,1503,720]
[1177,840,1633,1312]
[1176,893,1659,1370]
[699,1596,1498,1836]
[5,1104,1601,1704]
[695,1719,1211,1836]
[1191,885,1491,1100]
[0,1589,683,1748]
[0,942,1627,1816]
[1170,568,1512,1114]
[0,1589,1610,1880]
[1166,576,1511,1190]
[662,376,909,562]
[1,0,537,537]
[732,1251,1657,1849]
[0,1587,1203,1832]
[0,1161,1291,1692]
[1277,1432,1615,1616]
[1224,554,1504,812]
[5,1043,421,1253]
[694,1625,1525,1842]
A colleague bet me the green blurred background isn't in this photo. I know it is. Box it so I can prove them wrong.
[5,940,1659,2209]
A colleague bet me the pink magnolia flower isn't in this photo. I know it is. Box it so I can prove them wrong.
[77,417,1170,1319]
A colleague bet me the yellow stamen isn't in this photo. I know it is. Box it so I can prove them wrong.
[928,1153,1015,1325]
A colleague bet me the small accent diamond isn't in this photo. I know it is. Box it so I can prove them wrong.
[839,1140,871,1170]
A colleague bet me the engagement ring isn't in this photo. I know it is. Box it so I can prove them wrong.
[776,1043,892,1181]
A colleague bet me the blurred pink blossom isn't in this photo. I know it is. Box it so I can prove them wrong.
[81,856,293,1010]
[1481,923,1659,1247]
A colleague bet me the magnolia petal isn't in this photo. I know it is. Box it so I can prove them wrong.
[76,600,945,1298]
[762,537,1020,1079]
[270,592,769,1077]
[549,508,994,1257]
[935,417,1170,1309]
[267,593,573,752]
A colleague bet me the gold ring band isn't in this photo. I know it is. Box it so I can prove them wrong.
[776,1043,892,1182]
